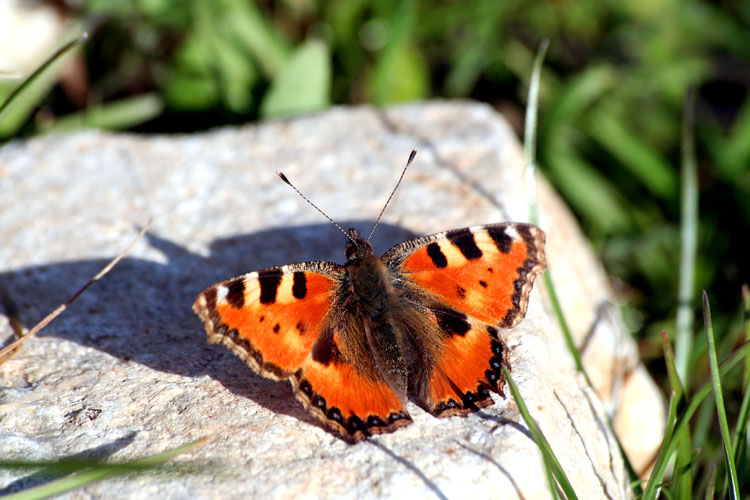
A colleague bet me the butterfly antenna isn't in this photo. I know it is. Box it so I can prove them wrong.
[366,149,417,242]
[276,171,355,243]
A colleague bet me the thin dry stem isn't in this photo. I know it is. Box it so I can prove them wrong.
[0,219,152,363]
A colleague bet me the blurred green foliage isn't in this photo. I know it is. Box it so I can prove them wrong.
[2,0,749,412]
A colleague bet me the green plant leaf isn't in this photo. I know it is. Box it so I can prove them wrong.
[223,0,290,77]
[260,39,331,118]
[369,0,428,105]
[43,94,163,131]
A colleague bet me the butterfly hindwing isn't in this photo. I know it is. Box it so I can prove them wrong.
[418,310,510,416]
[292,320,412,442]
[193,261,344,380]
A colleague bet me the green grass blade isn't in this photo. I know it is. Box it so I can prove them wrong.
[703,291,740,499]
[2,437,207,500]
[522,38,590,390]
[732,381,750,487]
[503,367,578,499]
[704,461,717,500]
[674,436,694,500]
[543,65,614,129]
[520,41,638,494]
[541,272,589,386]
[675,91,699,383]
[661,329,691,499]
[743,285,750,392]
[733,285,750,465]
[585,109,678,200]
[644,341,750,499]
[521,41,585,378]
[661,329,686,402]
[0,32,88,131]
[443,0,505,97]
[544,152,632,233]
[642,392,679,500]
[523,37,548,226]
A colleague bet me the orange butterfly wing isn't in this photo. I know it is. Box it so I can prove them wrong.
[384,223,546,415]
[193,261,411,442]
[291,322,412,442]
[193,262,342,380]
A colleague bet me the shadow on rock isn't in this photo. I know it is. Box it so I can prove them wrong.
[0,221,415,424]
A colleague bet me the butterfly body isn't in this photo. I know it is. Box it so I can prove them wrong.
[194,223,545,442]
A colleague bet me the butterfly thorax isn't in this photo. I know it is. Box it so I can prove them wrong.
[343,228,394,312]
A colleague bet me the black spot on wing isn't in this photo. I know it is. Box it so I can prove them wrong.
[202,287,217,313]
[347,415,367,436]
[312,328,341,366]
[432,305,471,336]
[258,269,283,304]
[488,226,512,254]
[225,280,245,308]
[448,228,482,260]
[516,224,538,258]
[426,242,448,268]
[292,271,307,299]
[312,394,327,411]
[388,411,410,424]
[367,415,386,428]
[299,379,313,397]
[327,407,343,424]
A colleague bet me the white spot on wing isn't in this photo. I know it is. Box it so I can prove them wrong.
[504,225,519,240]
[216,285,228,304]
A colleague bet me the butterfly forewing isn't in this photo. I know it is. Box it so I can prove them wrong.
[193,261,344,380]
[383,223,546,329]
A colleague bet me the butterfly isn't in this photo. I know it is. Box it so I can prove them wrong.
[193,152,546,443]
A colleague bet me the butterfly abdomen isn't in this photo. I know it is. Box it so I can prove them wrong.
[342,253,410,397]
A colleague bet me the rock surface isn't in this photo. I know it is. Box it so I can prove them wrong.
[1,101,660,498]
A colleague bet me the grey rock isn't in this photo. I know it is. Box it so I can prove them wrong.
[0,102,657,498]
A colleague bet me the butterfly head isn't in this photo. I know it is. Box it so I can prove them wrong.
[344,228,374,261]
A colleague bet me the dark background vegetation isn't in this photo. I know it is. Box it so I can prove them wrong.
[2,0,749,482]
